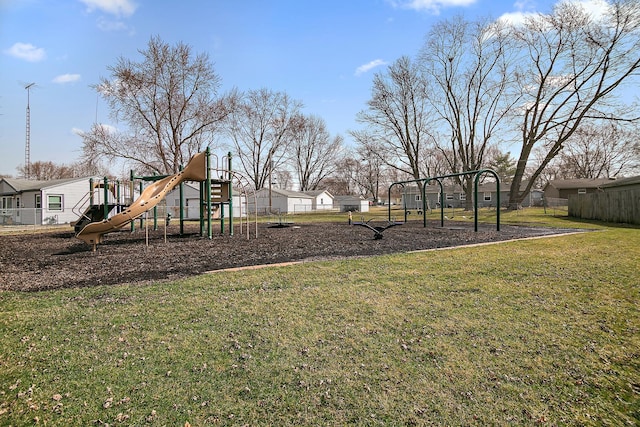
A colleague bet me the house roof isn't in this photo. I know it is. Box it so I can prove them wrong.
[302,189,334,198]
[257,187,313,199]
[543,178,614,190]
[598,175,640,188]
[333,195,365,201]
[0,177,92,194]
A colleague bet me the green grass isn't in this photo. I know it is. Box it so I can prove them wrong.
[1,215,638,425]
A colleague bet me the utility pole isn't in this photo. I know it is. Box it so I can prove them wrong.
[24,83,35,180]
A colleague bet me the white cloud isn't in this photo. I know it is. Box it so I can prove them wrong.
[97,16,130,32]
[79,0,137,17]
[498,0,611,26]
[572,0,610,19]
[389,0,477,14]
[4,42,46,62]
[52,74,81,84]
[355,59,388,76]
[74,123,117,136]
[97,123,118,134]
[497,10,537,26]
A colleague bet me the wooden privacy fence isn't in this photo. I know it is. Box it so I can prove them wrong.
[569,189,640,225]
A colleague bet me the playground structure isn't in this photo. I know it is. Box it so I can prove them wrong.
[388,169,501,232]
[73,149,257,249]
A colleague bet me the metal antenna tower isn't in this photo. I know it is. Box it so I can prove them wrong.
[25,82,35,179]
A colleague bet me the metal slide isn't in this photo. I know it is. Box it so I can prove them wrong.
[75,152,207,247]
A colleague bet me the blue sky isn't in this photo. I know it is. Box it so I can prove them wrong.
[0,0,564,177]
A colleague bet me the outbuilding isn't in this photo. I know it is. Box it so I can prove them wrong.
[251,188,313,214]
[302,190,335,211]
[333,195,369,213]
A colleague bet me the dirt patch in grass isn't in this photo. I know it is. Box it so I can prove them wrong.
[0,220,577,292]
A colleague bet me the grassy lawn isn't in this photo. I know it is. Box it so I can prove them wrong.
[1,212,638,425]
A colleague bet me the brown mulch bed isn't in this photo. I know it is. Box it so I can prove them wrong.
[0,220,578,292]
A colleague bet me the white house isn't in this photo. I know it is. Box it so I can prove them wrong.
[302,190,334,210]
[334,195,370,213]
[0,177,100,225]
[251,188,313,214]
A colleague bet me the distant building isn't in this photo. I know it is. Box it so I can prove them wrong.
[542,178,614,199]
[598,176,640,192]
[333,195,369,213]
[0,177,100,225]
[251,188,313,214]
[400,180,542,210]
[568,176,640,225]
[302,190,335,210]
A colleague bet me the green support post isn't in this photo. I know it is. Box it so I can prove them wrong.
[473,170,500,232]
[179,164,184,235]
[116,180,121,213]
[139,181,144,229]
[199,181,205,237]
[220,199,225,235]
[206,147,212,239]
[228,152,233,236]
[130,170,135,232]
[152,173,158,230]
[103,177,109,220]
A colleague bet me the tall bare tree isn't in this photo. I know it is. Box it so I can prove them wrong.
[290,114,344,191]
[420,16,518,208]
[80,36,233,175]
[507,0,640,208]
[225,88,303,190]
[550,122,639,179]
[352,56,435,183]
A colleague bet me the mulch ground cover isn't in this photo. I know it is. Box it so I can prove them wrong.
[0,220,577,292]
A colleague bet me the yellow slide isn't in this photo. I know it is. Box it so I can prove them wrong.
[76,152,207,247]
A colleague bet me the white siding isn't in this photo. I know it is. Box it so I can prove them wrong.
[41,180,93,224]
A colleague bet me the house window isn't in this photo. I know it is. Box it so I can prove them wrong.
[320,198,324,205]
[578,188,587,194]
[484,192,492,201]
[35,194,41,209]
[48,195,63,211]
[446,193,454,200]
[1,197,13,210]
[460,193,466,201]
[415,195,421,202]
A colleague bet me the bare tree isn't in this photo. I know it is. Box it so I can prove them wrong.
[16,161,76,180]
[552,122,639,178]
[290,114,344,191]
[507,0,640,208]
[224,88,303,190]
[323,156,364,196]
[273,169,293,190]
[420,16,518,208]
[355,143,386,203]
[80,36,233,175]
[352,56,435,183]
